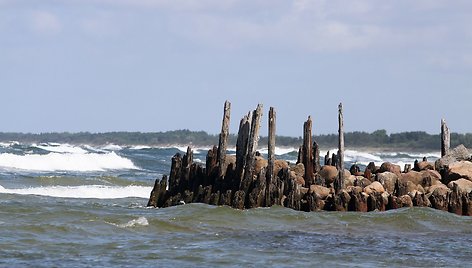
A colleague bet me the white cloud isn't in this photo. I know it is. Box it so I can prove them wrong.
[30,11,62,35]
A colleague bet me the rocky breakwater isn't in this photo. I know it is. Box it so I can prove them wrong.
[147,101,472,216]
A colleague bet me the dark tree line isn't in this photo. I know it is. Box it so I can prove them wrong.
[0,129,471,150]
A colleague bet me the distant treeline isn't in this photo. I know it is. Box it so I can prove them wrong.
[1,129,472,151]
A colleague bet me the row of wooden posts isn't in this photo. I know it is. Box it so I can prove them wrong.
[148,101,453,210]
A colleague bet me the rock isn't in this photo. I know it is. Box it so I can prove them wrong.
[291,163,305,178]
[364,181,385,195]
[376,172,398,194]
[412,192,431,207]
[402,170,441,188]
[436,144,471,170]
[417,161,435,171]
[274,160,289,176]
[319,165,338,185]
[344,175,356,187]
[294,176,305,186]
[309,185,331,200]
[254,156,268,174]
[447,179,472,195]
[428,184,450,211]
[354,176,372,188]
[445,161,472,183]
[348,187,368,212]
[401,171,424,185]
[397,195,413,208]
[379,162,401,176]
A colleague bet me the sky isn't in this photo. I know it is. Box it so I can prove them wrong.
[0,0,471,137]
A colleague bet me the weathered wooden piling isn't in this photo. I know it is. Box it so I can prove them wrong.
[240,104,263,194]
[303,116,314,187]
[235,113,251,189]
[217,101,231,178]
[441,118,450,157]
[334,103,345,194]
[266,107,276,206]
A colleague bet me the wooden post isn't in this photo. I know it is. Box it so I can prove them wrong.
[441,118,450,157]
[334,103,345,194]
[235,112,251,189]
[217,101,231,178]
[266,107,276,206]
[313,140,321,173]
[240,104,263,194]
[303,116,314,187]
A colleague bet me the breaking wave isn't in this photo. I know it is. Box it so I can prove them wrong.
[0,152,138,172]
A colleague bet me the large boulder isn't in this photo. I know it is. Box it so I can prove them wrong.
[401,170,441,188]
[417,161,435,171]
[255,156,268,174]
[376,172,398,194]
[364,181,385,195]
[379,162,401,176]
[435,144,471,172]
[309,185,331,199]
[319,165,338,185]
[447,179,472,195]
[291,163,305,178]
[274,160,289,175]
[354,176,372,188]
[401,171,424,185]
[445,161,472,183]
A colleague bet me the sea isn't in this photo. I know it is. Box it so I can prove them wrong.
[1,142,471,267]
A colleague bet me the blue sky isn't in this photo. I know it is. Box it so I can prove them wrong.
[1,0,471,136]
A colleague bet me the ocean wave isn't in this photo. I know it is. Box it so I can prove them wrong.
[33,143,88,154]
[101,144,123,151]
[116,217,149,228]
[0,185,152,199]
[0,152,138,172]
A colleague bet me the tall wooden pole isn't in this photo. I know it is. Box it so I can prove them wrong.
[217,100,231,178]
[267,107,276,185]
[441,118,450,157]
[266,107,276,206]
[303,116,314,187]
[240,104,263,193]
[335,103,345,194]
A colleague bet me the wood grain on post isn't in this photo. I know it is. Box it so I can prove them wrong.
[441,118,450,157]
[303,116,314,187]
[335,103,345,194]
[235,113,251,188]
[266,107,276,206]
[240,104,263,193]
[217,101,231,178]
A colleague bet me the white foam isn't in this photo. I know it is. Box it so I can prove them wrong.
[101,144,123,151]
[0,152,138,172]
[258,147,298,156]
[130,145,152,150]
[118,217,149,228]
[344,150,383,163]
[0,141,19,148]
[0,185,152,199]
[33,143,88,154]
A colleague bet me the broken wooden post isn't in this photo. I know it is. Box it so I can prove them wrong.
[441,118,450,157]
[240,104,263,194]
[235,113,251,190]
[217,101,231,178]
[313,140,321,173]
[303,116,314,187]
[334,103,345,194]
[266,107,276,206]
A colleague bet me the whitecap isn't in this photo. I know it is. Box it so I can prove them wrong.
[33,143,88,154]
[101,144,123,151]
[0,152,138,172]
